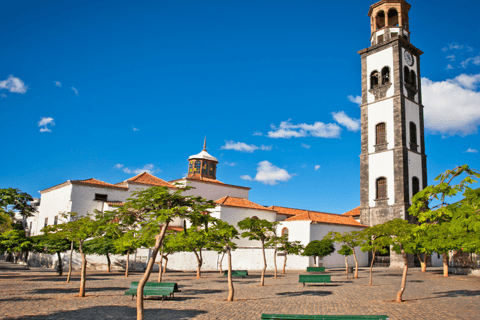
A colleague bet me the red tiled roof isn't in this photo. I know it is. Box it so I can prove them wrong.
[105,201,125,206]
[215,196,276,212]
[169,177,251,190]
[284,210,367,227]
[342,206,361,217]
[126,172,176,188]
[72,178,128,190]
[187,175,225,184]
[267,206,319,217]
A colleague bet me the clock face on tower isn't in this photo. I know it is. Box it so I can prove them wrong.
[404,51,414,66]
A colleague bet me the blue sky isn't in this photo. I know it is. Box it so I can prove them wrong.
[1,0,479,214]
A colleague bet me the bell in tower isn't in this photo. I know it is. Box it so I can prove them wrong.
[187,137,218,180]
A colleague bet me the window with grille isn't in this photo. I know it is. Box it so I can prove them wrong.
[371,70,379,88]
[281,227,289,240]
[412,177,420,199]
[381,66,390,85]
[376,178,387,199]
[376,123,386,145]
[189,161,194,173]
[409,122,417,151]
[54,216,58,225]
[44,217,48,227]
[94,194,108,201]
[194,161,201,172]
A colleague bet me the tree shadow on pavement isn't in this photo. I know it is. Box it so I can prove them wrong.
[3,306,207,320]
[32,286,127,294]
[434,290,480,298]
[276,291,332,297]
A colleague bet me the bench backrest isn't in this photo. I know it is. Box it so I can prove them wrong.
[129,282,178,291]
[306,267,325,272]
[299,274,331,282]
[261,314,389,320]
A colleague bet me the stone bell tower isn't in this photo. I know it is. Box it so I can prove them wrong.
[358,0,428,265]
[187,137,219,180]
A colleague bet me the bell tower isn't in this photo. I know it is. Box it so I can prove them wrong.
[358,0,427,265]
[187,137,219,180]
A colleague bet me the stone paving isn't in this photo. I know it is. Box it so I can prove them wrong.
[1,260,479,320]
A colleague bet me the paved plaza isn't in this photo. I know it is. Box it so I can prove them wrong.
[0,260,479,320]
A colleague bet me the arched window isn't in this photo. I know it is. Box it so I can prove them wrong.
[381,66,390,85]
[376,11,385,30]
[202,162,208,175]
[388,8,399,26]
[409,122,417,149]
[412,176,420,199]
[189,161,194,173]
[376,122,386,145]
[410,70,416,89]
[251,216,259,220]
[281,227,289,240]
[376,177,387,199]
[404,66,410,84]
[194,161,201,173]
[371,70,379,88]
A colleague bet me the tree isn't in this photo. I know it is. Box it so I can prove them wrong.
[157,231,184,281]
[113,230,142,277]
[84,234,117,273]
[265,222,280,278]
[360,226,388,286]
[278,235,304,274]
[111,186,214,320]
[176,225,211,278]
[238,217,274,286]
[0,188,35,229]
[302,238,335,267]
[409,165,480,277]
[210,219,239,301]
[32,234,72,275]
[0,227,34,266]
[328,230,365,279]
[43,213,101,297]
[338,245,353,274]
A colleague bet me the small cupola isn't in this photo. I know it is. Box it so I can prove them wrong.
[188,137,218,180]
[368,0,411,46]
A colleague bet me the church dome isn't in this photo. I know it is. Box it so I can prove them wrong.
[188,137,218,179]
[188,149,218,162]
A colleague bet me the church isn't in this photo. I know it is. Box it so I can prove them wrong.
[27,0,442,271]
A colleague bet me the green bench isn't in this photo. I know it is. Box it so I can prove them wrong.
[306,267,325,273]
[223,270,248,277]
[124,282,180,300]
[299,274,331,287]
[261,315,389,320]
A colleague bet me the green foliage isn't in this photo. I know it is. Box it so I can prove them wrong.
[114,230,142,255]
[338,244,353,257]
[84,234,116,256]
[302,238,335,258]
[210,218,239,250]
[32,233,71,255]
[0,188,34,228]
[360,225,389,255]
[328,230,365,250]
[0,229,33,253]
[278,235,304,256]
[237,217,274,243]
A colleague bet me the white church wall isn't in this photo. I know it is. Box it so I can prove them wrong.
[408,152,423,202]
[310,224,368,268]
[405,99,421,153]
[366,47,394,103]
[368,151,395,206]
[70,185,128,217]
[34,185,73,235]
[368,99,395,154]
[277,221,311,246]
[180,180,249,201]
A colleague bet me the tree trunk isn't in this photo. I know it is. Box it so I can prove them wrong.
[443,253,449,277]
[24,251,29,269]
[417,253,426,272]
[163,255,168,274]
[273,245,277,279]
[194,249,203,278]
[369,251,376,286]
[57,252,63,276]
[396,249,409,302]
[158,246,164,282]
[137,223,169,320]
[79,242,87,298]
[345,256,348,274]
[219,251,225,274]
[352,247,359,279]
[106,254,111,273]
[282,253,287,274]
[260,240,266,286]
[66,241,73,283]
[125,251,130,278]
[226,247,234,301]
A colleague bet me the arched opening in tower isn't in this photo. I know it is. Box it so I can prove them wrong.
[388,8,399,27]
[375,11,385,30]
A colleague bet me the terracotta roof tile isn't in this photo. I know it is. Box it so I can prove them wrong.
[284,210,367,227]
[215,196,276,212]
[105,201,125,206]
[187,175,225,184]
[72,178,128,190]
[342,206,361,217]
[267,206,311,216]
[126,172,176,188]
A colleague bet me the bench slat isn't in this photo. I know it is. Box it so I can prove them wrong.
[306,267,325,273]
[261,314,389,320]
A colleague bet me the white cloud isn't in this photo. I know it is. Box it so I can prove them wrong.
[465,148,478,153]
[38,117,55,133]
[314,165,321,171]
[347,95,362,104]
[244,160,293,185]
[71,87,78,96]
[0,75,28,94]
[443,43,473,52]
[133,127,139,131]
[253,131,263,136]
[268,119,341,139]
[422,73,480,136]
[301,143,310,149]
[115,163,159,175]
[0,93,6,98]
[54,81,61,87]
[221,140,272,153]
[446,64,454,70]
[332,111,360,132]
[446,55,455,61]
[460,55,480,69]
[225,161,236,166]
